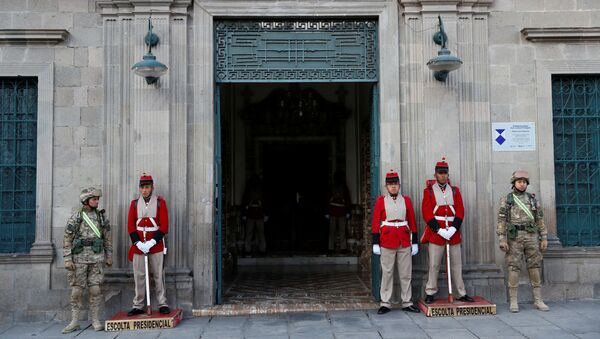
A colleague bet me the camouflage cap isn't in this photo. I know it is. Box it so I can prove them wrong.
[511,170,530,184]
[80,187,102,203]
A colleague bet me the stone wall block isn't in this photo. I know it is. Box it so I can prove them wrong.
[81,106,102,126]
[41,12,74,29]
[544,260,578,283]
[27,0,59,12]
[53,166,73,187]
[73,87,87,107]
[58,0,89,13]
[73,47,88,67]
[87,87,103,106]
[55,106,80,127]
[88,47,103,67]
[545,0,576,10]
[55,87,74,107]
[566,284,593,300]
[55,66,81,87]
[54,48,74,66]
[53,146,80,165]
[11,12,43,29]
[53,126,73,146]
[81,67,102,86]
[578,263,600,284]
[68,28,102,47]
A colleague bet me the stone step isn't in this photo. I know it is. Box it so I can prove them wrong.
[193,301,379,317]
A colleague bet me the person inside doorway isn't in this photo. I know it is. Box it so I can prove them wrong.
[325,170,352,254]
[242,174,268,256]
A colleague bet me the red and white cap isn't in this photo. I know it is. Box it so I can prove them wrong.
[435,157,449,173]
[139,172,154,186]
[385,170,400,184]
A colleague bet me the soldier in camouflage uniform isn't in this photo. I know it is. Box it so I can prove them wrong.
[496,170,549,313]
[62,187,113,333]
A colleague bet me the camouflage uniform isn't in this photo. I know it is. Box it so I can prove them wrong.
[63,188,112,333]
[497,171,549,312]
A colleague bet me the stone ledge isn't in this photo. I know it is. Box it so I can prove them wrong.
[521,27,600,42]
[0,29,69,44]
[0,242,54,264]
[544,247,600,259]
[193,301,378,317]
[104,268,193,284]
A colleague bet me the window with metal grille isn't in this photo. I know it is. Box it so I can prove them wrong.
[0,77,37,253]
[552,75,600,247]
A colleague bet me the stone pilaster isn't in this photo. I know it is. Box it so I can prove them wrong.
[99,1,192,273]
[400,0,497,271]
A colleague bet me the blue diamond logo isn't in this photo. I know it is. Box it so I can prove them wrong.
[496,135,506,145]
[496,129,505,135]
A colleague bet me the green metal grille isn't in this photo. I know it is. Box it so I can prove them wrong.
[0,77,37,253]
[214,19,378,83]
[552,75,600,247]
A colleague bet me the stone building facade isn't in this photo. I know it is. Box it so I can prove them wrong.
[0,0,599,322]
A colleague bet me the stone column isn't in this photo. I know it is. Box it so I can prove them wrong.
[400,0,501,297]
[100,1,192,274]
[191,3,215,307]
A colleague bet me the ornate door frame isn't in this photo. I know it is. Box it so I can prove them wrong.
[192,0,402,306]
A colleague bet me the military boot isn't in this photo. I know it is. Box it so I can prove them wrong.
[508,270,520,313]
[528,268,550,311]
[89,285,104,331]
[62,287,83,333]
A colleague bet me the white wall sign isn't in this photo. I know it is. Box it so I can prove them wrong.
[492,122,536,152]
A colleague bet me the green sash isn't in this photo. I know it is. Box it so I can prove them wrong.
[81,211,102,238]
[512,194,535,221]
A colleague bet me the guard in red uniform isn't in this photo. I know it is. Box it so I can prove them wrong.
[372,170,420,314]
[127,173,170,316]
[421,158,474,304]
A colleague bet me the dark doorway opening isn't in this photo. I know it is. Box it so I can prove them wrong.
[215,83,377,308]
[263,141,331,253]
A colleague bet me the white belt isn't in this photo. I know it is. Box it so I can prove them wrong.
[136,226,159,232]
[381,221,408,227]
[329,202,345,207]
[434,216,455,221]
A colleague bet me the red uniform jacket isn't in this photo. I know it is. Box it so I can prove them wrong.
[328,186,352,217]
[420,184,464,246]
[371,195,417,249]
[127,196,169,261]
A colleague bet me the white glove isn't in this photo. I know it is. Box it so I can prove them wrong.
[242,216,247,221]
[263,216,269,222]
[372,244,381,255]
[146,238,157,249]
[325,214,330,219]
[345,213,351,219]
[437,228,449,240]
[136,241,149,254]
[446,226,457,239]
[411,244,419,256]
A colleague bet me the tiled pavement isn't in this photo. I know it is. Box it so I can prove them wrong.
[2,300,600,338]
[223,265,374,304]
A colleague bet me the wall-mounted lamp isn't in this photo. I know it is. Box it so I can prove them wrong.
[132,17,168,85]
[427,16,462,82]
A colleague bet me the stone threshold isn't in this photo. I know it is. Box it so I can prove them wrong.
[237,256,359,266]
[193,301,378,317]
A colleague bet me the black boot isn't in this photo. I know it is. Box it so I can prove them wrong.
[458,295,475,302]
[377,306,391,315]
[402,305,420,313]
[127,308,144,316]
[424,295,435,304]
[159,306,170,314]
